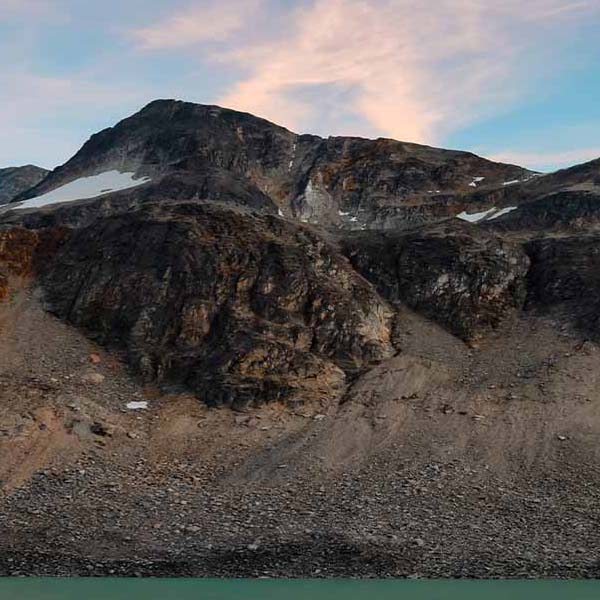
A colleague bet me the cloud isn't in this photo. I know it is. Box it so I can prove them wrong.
[490,147,600,172]
[211,0,599,143]
[131,0,263,49]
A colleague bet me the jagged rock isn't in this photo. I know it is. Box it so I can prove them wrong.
[471,158,600,235]
[342,222,530,341]
[0,165,48,205]
[40,202,394,408]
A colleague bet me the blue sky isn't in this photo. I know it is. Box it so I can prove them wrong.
[1,0,599,172]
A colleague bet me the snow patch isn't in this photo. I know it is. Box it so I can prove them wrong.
[126,401,148,411]
[457,206,518,223]
[456,208,497,223]
[277,208,284,217]
[502,180,520,186]
[487,206,517,220]
[13,170,151,211]
[288,142,297,170]
[469,176,485,187]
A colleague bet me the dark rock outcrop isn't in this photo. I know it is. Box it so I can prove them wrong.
[0,165,49,205]
[469,157,600,235]
[40,202,393,408]
[484,191,600,234]
[526,234,600,338]
[0,227,69,301]
[342,223,530,341]
[290,136,530,229]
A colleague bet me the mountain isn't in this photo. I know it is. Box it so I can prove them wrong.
[2,99,599,405]
[12,99,533,230]
[459,156,600,233]
[2,100,600,577]
[0,165,49,205]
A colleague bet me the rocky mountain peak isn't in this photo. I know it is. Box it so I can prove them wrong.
[12,100,534,232]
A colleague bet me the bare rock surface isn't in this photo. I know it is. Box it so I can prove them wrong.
[342,222,529,340]
[0,165,48,205]
[40,202,393,409]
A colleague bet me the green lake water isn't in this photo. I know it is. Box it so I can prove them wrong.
[2,579,600,600]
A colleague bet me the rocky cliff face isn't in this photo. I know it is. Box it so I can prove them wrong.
[526,234,600,338]
[14,100,531,231]
[0,165,49,205]
[289,136,531,229]
[40,202,393,409]
[2,99,600,407]
[0,227,68,301]
[481,191,600,236]
[342,223,530,341]
[469,157,600,235]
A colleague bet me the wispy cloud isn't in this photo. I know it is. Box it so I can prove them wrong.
[131,0,263,49]
[213,0,599,143]
[2,0,599,168]
[490,147,600,172]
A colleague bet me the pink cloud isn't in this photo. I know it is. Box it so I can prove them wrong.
[131,0,263,50]
[213,0,599,143]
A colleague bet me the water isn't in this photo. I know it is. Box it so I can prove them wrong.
[2,579,599,600]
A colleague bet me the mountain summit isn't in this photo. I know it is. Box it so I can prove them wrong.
[14,99,533,230]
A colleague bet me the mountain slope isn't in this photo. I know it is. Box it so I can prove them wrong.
[39,202,393,409]
[12,100,532,230]
[0,165,49,205]
[459,157,600,234]
[2,99,600,577]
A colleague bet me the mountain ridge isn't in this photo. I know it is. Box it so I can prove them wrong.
[12,99,534,231]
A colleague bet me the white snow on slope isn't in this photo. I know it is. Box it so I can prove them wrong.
[288,142,297,170]
[456,208,497,223]
[469,176,485,187]
[13,170,151,211]
[487,206,517,220]
[456,206,518,223]
[502,180,520,186]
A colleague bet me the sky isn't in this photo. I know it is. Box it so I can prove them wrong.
[1,0,599,172]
